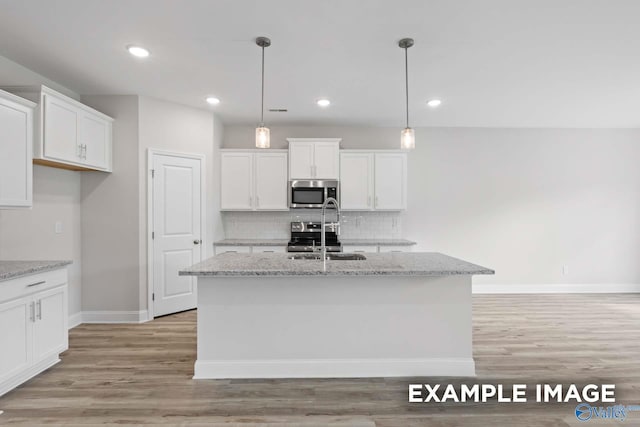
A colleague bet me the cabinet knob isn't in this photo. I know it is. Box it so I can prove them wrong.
[193,239,202,245]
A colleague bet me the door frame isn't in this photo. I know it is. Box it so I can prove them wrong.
[147,148,206,320]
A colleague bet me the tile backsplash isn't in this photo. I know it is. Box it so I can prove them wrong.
[222,211,403,240]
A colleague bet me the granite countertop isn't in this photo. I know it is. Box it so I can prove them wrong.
[0,260,72,282]
[180,252,493,277]
[214,238,416,247]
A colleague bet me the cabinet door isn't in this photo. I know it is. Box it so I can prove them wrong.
[79,113,110,170]
[220,152,254,210]
[0,296,33,385]
[0,95,33,207]
[288,142,314,179]
[43,94,80,163]
[255,152,288,210]
[374,153,407,210]
[32,286,68,364]
[313,141,340,179]
[340,153,373,210]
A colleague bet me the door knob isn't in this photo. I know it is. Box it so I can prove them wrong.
[194,239,202,245]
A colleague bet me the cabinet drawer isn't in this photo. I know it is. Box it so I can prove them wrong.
[253,245,287,253]
[214,246,252,255]
[342,245,378,253]
[378,245,412,253]
[0,268,68,304]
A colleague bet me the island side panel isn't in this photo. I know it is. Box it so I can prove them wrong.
[194,274,475,379]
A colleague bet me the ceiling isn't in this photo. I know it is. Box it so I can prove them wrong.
[0,0,639,128]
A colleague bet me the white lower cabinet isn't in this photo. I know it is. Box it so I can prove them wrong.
[0,268,68,397]
[378,245,412,253]
[343,245,413,253]
[214,245,252,255]
[214,245,287,255]
[253,246,287,253]
[342,245,378,253]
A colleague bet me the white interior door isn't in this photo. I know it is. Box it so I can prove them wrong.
[152,153,202,317]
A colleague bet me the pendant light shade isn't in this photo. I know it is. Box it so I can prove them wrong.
[255,36,271,148]
[401,127,415,150]
[399,38,415,150]
[255,126,270,149]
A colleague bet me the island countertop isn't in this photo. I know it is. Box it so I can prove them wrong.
[180,252,493,277]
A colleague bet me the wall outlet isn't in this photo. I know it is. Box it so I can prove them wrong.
[55,221,63,234]
[562,265,569,275]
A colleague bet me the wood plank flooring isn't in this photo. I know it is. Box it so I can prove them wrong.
[1,294,640,426]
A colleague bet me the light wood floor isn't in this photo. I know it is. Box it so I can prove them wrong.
[1,294,640,426]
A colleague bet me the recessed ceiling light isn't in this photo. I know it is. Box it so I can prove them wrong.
[127,45,150,58]
[206,97,221,105]
[317,99,331,107]
[427,99,442,107]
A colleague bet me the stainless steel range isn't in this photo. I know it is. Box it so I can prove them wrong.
[287,222,342,253]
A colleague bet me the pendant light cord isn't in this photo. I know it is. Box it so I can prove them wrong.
[260,45,265,125]
[404,46,409,129]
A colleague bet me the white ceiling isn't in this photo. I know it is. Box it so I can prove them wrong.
[0,0,639,127]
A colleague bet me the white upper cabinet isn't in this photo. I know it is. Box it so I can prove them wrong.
[43,94,78,162]
[0,89,35,208]
[374,152,407,210]
[79,112,110,169]
[5,85,113,172]
[340,150,407,211]
[288,140,314,180]
[287,138,340,180]
[220,151,254,210]
[220,150,288,211]
[340,152,374,210]
[254,152,288,210]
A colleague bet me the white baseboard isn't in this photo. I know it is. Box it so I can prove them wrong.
[193,357,476,379]
[473,283,640,294]
[68,312,82,329]
[80,310,149,324]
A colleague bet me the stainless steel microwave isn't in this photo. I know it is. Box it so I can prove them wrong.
[289,180,339,209]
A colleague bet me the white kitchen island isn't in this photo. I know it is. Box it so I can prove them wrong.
[180,252,493,379]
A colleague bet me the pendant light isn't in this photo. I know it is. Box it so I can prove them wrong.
[255,36,271,148]
[399,38,415,150]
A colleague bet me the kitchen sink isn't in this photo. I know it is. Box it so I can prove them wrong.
[288,253,367,261]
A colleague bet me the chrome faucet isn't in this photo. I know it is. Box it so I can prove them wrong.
[320,197,341,270]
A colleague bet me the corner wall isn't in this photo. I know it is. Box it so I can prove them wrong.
[80,95,141,317]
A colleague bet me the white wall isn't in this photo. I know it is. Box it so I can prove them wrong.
[80,95,141,313]
[138,96,216,311]
[0,165,82,315]
[224,125,640,286]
